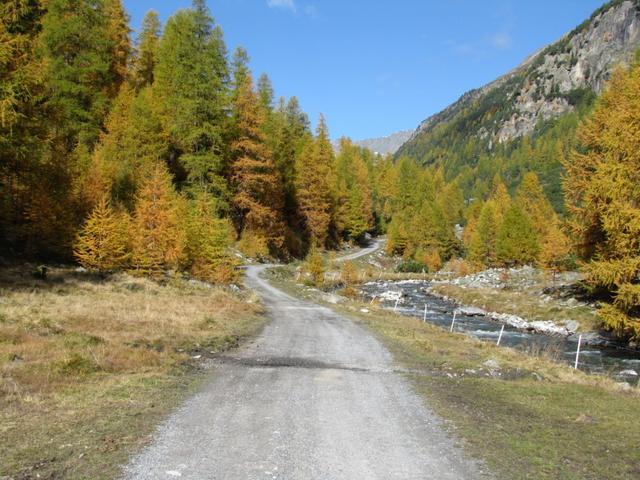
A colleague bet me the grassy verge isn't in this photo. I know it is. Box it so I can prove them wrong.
[266,265,640,480]
[0,266,265,479]
[431,283,600,332]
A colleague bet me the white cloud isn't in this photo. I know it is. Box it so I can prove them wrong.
[267,1,319,17]
[267,0,296,12]
[304,5,318,16]
[490,32,513,49]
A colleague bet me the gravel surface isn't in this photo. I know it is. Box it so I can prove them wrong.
[123,244,488,479]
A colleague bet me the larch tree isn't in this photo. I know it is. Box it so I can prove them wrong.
[295,115,335,249]
[154,1,229,198]
[74,195,130,272]
[257,73,275,112]
[131,163,186,273]
[230,72,285,255]
[105,0,131,97]
[516,171,556,239]
[496,203,539,266]
[132,10,160,90]
[86,85,168,210]
[374,156,398,228]
[344,152,374,240]
[335,139,372,241]
[16,0,117,258]
[468,200,498,266]
[185,192,236,283]
[0,0,47,254]
[540,218,572,278]
[488,174,512,225]
[564,61,640,339]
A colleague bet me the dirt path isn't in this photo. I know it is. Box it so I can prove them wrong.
[123,243,487,479]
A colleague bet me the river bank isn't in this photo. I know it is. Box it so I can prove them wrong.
[263,263,640,480]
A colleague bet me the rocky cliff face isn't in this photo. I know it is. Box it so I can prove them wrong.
[399,0,640,156]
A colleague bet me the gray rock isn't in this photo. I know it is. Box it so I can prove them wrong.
[577,332,609,346]
[323,294,342,304]
[561,320,580,332]
[617,382,633,392]
[457,306,486,316]
[483,359,500,370]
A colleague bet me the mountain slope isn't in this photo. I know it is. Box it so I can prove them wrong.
[397,0,640,165]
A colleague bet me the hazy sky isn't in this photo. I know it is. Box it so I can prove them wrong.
[123,0,605,140]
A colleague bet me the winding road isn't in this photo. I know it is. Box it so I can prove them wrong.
[123,242,486,479]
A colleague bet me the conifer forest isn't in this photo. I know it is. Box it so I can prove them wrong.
[3,0,640,340]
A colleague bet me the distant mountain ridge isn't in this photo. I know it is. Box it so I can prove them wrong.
[397,0,640,162]
[354,130,413,155]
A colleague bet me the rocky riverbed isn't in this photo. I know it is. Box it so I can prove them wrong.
[360,278,640,385]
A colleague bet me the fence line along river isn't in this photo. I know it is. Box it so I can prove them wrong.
[359,280,640,386]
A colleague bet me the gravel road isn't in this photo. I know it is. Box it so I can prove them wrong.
[123,244,487,479]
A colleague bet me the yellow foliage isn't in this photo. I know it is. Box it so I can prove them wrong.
[237,229,270,261]
[130,164,185,274]
[186,192,237,283]
[73,196,130,273]
[304,247,325,286]
[564,61,640,339]
[340,260,357,285]
[423,249,443,273]
[539,220,572,273]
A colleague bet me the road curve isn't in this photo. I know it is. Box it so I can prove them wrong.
[123,244,487,480]
[334,238,382,262]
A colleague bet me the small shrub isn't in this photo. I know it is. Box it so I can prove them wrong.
[62,332,104,348]
[54,353,101,376]
[338,286,359,298]
[304,247,325,286]
[396,259,427,273]
[340,261,358,285]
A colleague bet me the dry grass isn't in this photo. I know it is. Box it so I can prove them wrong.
[0,265,264,479]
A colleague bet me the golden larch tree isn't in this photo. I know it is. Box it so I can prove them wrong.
[185,192,237,283]
[564,62,640,339]
[74,195,130,272]
[230,72,285,256]
[105,0,131,97]
[130,163,186,273]
[295,115,335,248]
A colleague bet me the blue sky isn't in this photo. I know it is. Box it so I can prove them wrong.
[123,0,606,140]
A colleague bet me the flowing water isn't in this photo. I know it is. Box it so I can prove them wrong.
[360,280,640,385]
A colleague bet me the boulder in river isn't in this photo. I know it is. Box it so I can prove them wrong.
[457,306,487,316]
